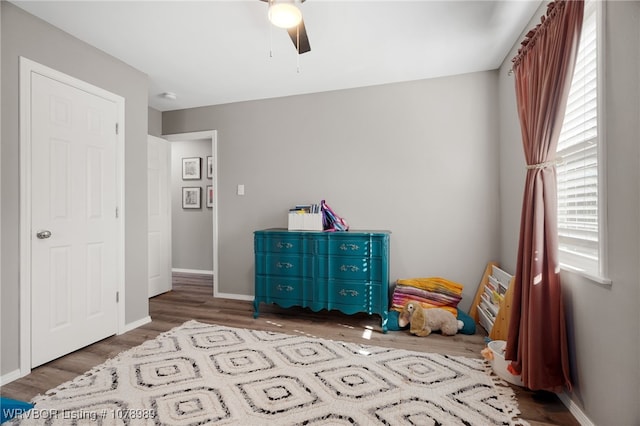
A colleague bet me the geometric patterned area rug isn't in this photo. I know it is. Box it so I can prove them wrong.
[12,320,527,425]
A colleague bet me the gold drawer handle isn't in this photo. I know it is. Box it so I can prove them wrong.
[276,262,294,269]
[340,264,360,272]
[339,243,360,251]
[339,289,359,297]
[276,284,294,292]
[276,242,293,249]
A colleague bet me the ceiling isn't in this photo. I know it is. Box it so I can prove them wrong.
[11,0,542,112]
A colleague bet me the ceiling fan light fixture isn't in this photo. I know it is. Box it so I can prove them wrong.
[268,0,302,29]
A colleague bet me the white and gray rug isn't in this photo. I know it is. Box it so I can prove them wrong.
[14,321,526,425]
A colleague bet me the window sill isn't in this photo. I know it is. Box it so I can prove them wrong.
[559,265,612,286]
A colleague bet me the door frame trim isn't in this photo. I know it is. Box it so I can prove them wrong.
[18,57,126,375]
[164,131,219,296]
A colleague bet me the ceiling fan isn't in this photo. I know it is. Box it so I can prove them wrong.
[260,0,311,54]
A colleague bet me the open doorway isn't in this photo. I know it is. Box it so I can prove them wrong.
[165,131,219,296]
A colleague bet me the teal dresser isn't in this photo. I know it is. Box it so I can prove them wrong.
[253,229,391,332]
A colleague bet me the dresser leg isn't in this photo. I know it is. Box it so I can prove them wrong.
[253,299,260,318]
[381,311,388,334]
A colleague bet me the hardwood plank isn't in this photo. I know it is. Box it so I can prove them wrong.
[0,273,578,425]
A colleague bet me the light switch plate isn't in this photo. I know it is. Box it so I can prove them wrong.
[237,184,245,195]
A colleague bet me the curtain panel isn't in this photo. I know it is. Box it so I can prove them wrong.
[506,0,584,392]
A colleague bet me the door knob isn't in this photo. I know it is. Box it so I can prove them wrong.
[36,230,52,239]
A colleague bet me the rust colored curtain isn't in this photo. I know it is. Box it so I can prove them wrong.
[505,0,583,392]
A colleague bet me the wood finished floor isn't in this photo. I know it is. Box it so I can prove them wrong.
[1,273,578,425]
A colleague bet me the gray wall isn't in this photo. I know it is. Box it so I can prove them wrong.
[171,139,213,271]
[148,107,162,137]
[1,3,149,376]
[498,2,640,424]
[163,71,501,311]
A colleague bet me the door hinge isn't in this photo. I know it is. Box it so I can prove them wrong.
[116,291,120,303]
[115,123,119,135]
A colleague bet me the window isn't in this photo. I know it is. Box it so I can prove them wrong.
[556,0,607,282]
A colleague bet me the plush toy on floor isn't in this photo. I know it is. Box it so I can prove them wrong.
[399,301,463,336]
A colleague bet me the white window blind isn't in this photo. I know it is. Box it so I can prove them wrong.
[556,0,600,276]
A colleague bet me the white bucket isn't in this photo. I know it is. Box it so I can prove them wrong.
[488,340,524,387]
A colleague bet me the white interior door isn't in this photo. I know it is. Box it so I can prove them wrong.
[30,72,118,367]
[148,135,172,297]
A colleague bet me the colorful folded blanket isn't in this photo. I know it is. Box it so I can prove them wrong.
[391,277,463,316]
[396,277,464,295]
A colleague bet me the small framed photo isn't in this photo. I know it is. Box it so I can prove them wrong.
[206,156,213,179]
[206,185,214,208]
[182,187,201,209]
[182,157,201,180]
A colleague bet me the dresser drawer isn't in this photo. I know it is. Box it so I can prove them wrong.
[255,276,309,300]
[255,235,308,254]
[255,254,313,277]
[316,256,382,281]
[316,237,383,257]
[319,281,381,307]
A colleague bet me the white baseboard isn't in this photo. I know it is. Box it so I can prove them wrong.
[214,291,254,302]
[1,369,22,386]
[2,318,153,384]
[557,391,594,426]
[122,316,152,333]
[171,269,251,301]
[172,268,213,275]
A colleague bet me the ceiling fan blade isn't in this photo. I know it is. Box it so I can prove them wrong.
[287,18,311,54]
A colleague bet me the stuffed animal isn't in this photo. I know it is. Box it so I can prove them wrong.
[398,301,462,336]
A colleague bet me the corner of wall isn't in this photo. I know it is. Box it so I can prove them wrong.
[148,107,162,137]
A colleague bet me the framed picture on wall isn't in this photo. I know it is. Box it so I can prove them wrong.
[182,187,201,209]
[206,185,214,208]
[182,157,201,180]
[207,156,213,179]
